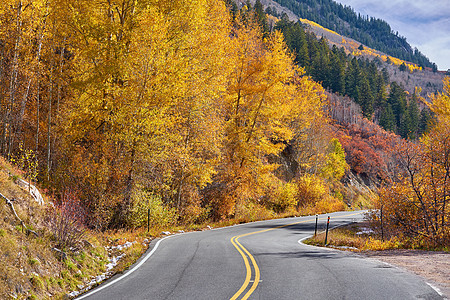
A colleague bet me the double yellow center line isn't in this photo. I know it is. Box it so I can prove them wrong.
[229,212,362,299]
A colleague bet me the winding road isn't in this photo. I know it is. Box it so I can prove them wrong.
[77,211,443,300]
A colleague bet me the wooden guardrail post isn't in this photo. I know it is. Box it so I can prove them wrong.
[324,216,330,245]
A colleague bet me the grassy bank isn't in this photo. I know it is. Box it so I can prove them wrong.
[304,221,449,252]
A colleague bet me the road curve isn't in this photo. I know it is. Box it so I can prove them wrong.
[77,211,443,300]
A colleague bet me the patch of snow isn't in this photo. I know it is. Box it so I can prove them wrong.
[106,253,125,271]
[68,240,138,297]
[109,241,135,251]
[69,291,80,297]
[356,228,375,235]
[161,231,171,235]
[330,245,359,250]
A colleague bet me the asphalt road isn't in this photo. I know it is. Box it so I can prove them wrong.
[78,211,444,300]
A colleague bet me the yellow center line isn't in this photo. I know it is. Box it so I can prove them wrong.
[230,212,362,300]
[230,236,251,300]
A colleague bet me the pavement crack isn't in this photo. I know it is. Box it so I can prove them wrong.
[163,239,201,300]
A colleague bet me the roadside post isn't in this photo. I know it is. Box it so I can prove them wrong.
[314,214,318,236]
[147,208,150,233]
[324,216,330,245]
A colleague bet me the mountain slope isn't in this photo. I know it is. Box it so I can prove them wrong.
[265,0,436,69]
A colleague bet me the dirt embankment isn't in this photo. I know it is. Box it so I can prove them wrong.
[362,250,449,299]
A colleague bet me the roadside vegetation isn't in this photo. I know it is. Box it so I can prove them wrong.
[305,221,449,252]
[0,0,448,298]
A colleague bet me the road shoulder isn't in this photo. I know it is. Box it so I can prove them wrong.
[361,250,449,299]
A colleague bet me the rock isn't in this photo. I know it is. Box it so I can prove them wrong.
[16,179,44,205]
[161,231,171,235]
[82,239,94,248]
[15,283,24,294]
[52,247,67,260]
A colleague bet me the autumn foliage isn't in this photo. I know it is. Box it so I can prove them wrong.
[0,0,350,229]
[337,118,400,181]
[376,77,450,247]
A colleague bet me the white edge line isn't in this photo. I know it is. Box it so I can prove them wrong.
[76,235,173,299]
[297,220,361,251]
[426,282,446,298]
[75,214,319,299]
[298,224,447,300]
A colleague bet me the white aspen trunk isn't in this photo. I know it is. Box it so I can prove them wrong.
[17,17,46,144]
[47,67,53,180]
[3,1,23,157]
[51,38,66,176]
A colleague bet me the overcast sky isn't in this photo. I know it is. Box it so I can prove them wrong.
[335,0,450,70]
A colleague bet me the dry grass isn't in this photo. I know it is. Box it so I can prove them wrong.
[0,159,111,299]
[304,221,431,251]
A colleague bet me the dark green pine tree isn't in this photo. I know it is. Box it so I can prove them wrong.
[419,108,432,135]
[345,57,360,101]
[275,21,310,68]
[399,112,412,139]
[406,93,420,139]
[387,82,407,129]
[379,104,396,132]
[298,41,310,68]
[358,75,375,118]
[254,0,269,33]
[373,74,387,110]
[329,46,345,94]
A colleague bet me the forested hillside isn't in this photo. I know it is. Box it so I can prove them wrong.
[269,17,431,139]
[0,0,353,231]
[267,0,436,70]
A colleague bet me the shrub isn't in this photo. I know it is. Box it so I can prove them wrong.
[128,189,178,229]
[267,181,297,213]
[296,174,328,207]
[47,192,87,251]
[235,201,274,222]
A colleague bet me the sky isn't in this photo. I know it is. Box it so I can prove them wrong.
[334,0,450,71]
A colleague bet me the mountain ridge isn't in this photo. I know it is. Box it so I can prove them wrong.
[241,0,437,70]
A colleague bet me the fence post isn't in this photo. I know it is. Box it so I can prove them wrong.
[380,204,384,241]
[147,208,150,233]
[324,216,330,245]
[314,214,318,236]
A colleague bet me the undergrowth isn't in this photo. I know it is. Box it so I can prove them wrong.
[304,221,449,251]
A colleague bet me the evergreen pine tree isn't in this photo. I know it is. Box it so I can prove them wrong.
[388,82,407,129]
[379,104,396,132]
[359,75,374,118]
[407,97,420,139]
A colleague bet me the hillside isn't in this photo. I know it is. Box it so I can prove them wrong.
[257,0,436,69]
[0,157,110,298]
[242,0,445,96]
[296,17,445,96]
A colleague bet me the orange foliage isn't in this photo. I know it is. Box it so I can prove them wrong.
[336,118,400,181]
